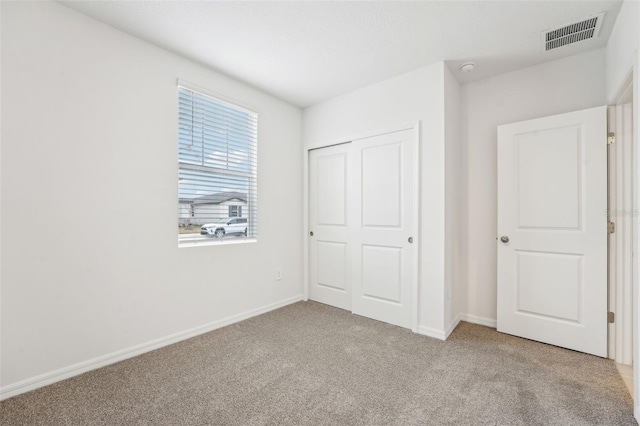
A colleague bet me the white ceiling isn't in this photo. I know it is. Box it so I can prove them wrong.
[60,1,622,108]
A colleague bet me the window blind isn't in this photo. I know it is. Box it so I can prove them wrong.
[177,85,258,242]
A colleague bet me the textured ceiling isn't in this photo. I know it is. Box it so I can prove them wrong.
[60,1,622,107]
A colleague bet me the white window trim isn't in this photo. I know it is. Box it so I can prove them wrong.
[177,79,259,248]
[176,78,260,116]
[178,237,258,249]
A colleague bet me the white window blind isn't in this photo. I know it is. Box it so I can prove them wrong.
[177,84,258,244]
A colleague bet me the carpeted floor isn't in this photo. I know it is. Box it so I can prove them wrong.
[0,301,635,425]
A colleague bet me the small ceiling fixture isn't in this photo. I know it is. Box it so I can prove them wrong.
[459,62,476,73]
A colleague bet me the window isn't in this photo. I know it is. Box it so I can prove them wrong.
[177,83,257,244]
[228,205,242,217]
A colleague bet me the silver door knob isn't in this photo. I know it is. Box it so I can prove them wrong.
[500,236,509,243]
[408,237,413,244]
[309,231,314,237]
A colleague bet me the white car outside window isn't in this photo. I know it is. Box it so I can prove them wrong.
[200,218,248,238]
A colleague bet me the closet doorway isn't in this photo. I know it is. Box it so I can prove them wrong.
[308,128,418,329]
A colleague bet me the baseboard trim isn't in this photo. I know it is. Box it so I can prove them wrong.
[417,325,447,341]
[0,295,303,401]
[615,362,634,397]
[416,314,496,341]
[445,314,462,339]
[459,313,497,328]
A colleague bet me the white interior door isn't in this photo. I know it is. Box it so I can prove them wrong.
[309,143,351,310]
[497,106,608,357]
[349,130,416,329]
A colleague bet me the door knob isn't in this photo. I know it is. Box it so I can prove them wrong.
[500,236,509,243]
[408,237,414,244]
[309,231,314,237]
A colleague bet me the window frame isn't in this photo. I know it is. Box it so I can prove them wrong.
[176,79,259,248]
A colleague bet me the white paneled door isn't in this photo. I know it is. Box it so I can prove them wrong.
[497,106,608,357]
[308,129,416,329]
[349,130,416,328]
[309,143,351,310]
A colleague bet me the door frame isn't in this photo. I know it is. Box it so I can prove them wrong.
[609,72,634,366]
[303,121,421,332]
[607,51,639,421]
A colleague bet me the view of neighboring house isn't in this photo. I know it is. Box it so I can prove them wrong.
[179,191,247,225]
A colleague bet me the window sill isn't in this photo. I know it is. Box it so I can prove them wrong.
[178,236,257,248]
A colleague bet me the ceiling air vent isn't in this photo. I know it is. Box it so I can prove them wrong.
[542,12,605,51]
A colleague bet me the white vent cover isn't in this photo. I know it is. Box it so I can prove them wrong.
[542,12,605,51]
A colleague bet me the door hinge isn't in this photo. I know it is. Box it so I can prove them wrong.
[608,132,615,145]
[608,221,615,234]
[608,312,615,323]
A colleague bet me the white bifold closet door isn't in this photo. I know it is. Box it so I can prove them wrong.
[309,129,416,329]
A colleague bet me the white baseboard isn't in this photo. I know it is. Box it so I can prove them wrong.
[0,295,303,401]
[459,313,497,328]
[417,313,492,341]
[445,314,462,339]
[615,362,634,397]
[417,325,446,341]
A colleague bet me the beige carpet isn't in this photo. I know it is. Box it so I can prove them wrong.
[0,301,635,425]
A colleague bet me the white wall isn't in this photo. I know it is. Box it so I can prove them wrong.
[605,0,639,102]
[303,62,449,337]
[443,64,465,333]
[461,48,607,324]
[1,1,303,395]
